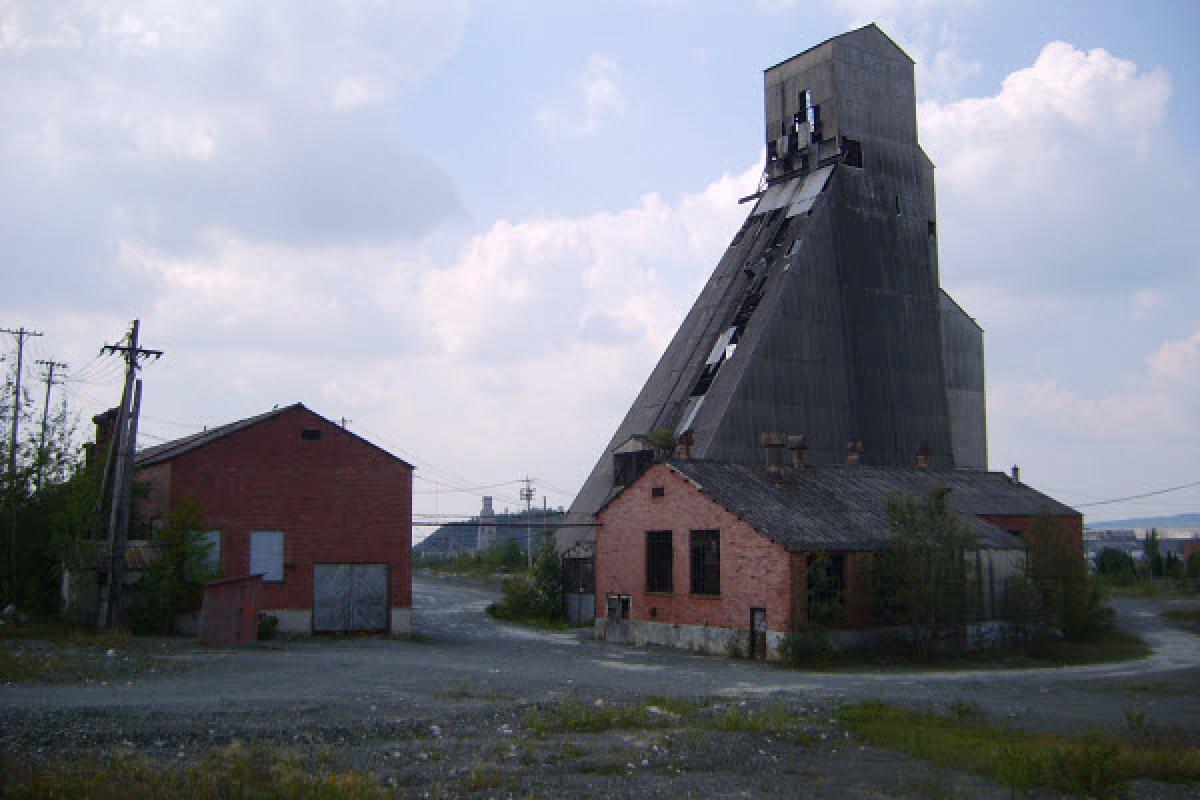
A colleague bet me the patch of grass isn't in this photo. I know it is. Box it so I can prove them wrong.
[837,700,1200,797]
[946,698,983,721]
[1163,607,1200,633]
[462,760,515,792]
[774,629,1150,671]
[0,741,395,799]
[433,680,513,702]
[523,699,673,734]
[699,704,817,744]
[484,604,575,631]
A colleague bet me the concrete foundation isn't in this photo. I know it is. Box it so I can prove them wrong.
[597,617,787,660]
[390,607,412,636]
[262,608,311,634]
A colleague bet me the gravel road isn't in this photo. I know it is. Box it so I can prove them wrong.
[3,572,1199,798]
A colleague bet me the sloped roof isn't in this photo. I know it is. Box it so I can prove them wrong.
[764,23,914,73]
[135,403,412,469]
[603,460,1078,552]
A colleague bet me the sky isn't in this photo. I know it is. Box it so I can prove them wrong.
[2,0,1198,535]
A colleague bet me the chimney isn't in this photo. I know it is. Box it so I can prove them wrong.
[86,407,120,466]
[845,439,863,466]
[761,432,787,471]
[1011,465,1020,484]
[915,442,931,469]
[675,430,695,459]
[788,435,807,468]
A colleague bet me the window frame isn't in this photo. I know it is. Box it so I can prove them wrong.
[689,529,721,596]
[645,530,674,593]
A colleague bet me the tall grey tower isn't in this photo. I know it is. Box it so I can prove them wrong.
[562,24,986,548]
[476,496,497,553]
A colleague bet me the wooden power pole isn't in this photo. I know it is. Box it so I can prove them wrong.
[34,359,67,491]
[96,320,162,628]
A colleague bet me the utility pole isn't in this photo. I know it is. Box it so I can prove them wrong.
[34,360,67,491]
[96,320,162,628]
[2,327,44,480]
[2,326,43,603]
[520,477,534,569]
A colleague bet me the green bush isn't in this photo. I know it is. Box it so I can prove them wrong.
[257,614,278,641]
[779,630,834,663]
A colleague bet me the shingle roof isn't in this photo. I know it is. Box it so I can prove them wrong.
[629,460,1078,552]
[134,403,413,469]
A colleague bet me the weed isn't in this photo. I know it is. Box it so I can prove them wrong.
[947,698,983,722]
[837,701,1200,797]
[523,699,670,734]
[1162,607,1200,632]
[463,760,510,792]
[0,741,394,799]
[699,704,817,744]
[1124,708,1149,734]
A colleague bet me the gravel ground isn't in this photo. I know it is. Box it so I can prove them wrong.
[2,574,1200,798]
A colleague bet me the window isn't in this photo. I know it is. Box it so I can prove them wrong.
[301,428,322,440]
[645,531,673,593]
[250,531,285,582]
[928,220,937,237]
[195,530,221,576]
[651,486,665,498]
[606,594,631,620]
[841,137,863,169]
[806,552,846,625]
[690,530,720,595]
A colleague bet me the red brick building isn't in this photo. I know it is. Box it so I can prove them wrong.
[595,457,1080,659]
[135,404,413,635]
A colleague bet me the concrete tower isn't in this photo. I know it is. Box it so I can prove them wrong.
[562,24,986,548]
[476,496,497,553]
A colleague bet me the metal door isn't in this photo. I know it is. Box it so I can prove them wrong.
[750,607,767,659]
[313,564,388,632]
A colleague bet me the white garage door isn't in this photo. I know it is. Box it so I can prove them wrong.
[313,564,389,632]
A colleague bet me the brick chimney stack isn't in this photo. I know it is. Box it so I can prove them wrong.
[761,432,788,471]
[788,435,807,468]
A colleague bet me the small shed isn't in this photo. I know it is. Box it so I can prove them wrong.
[199,574,263,645]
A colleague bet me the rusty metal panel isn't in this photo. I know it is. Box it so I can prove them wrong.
[350,564,388,631]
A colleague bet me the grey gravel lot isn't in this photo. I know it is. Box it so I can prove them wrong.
[3,573,1200,798]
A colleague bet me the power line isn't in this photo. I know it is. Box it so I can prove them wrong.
[1073,479,1200,509]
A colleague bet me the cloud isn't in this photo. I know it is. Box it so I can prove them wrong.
[0,1,470,314]
[536,54,627,135]
[923,42,1189,296]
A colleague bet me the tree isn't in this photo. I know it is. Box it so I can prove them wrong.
[1143,529,1164,578]
[1095,547,1137,584]
[871,485,978,656]
[127,493,218,633]
[1025,513,1112,640]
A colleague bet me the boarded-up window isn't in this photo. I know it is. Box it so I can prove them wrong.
[250,531,285,582]
[690,530,720,595]
[645,531,673,593]
[195,530,221,576]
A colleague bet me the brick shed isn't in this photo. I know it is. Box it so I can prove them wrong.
[594,458,1080,659]
[135,404,413,636]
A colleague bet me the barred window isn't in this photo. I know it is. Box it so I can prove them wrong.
[645,531,673,593]
[690,530,720,595]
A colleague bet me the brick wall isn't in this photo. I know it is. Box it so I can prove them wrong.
[982,514,1083,553]
[138,406,412,615]
[596,463,796,635]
